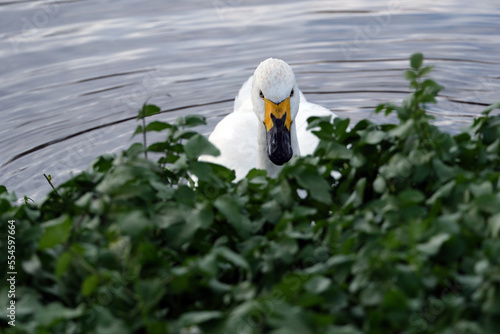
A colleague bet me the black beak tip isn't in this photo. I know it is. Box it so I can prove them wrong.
[268,150,292,166]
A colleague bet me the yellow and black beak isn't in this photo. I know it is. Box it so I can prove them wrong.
[264,97,293,166]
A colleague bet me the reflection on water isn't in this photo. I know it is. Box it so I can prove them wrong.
[0,0,499,200]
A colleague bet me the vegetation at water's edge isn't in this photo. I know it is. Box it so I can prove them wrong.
[2,53,500,333]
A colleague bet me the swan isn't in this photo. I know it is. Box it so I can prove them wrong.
[201,58,336,180]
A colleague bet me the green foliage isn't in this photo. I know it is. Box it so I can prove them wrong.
[1,53,500,333]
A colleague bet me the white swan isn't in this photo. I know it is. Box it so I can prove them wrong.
[201,58,336,180]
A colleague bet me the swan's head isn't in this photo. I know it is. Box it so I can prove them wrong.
[251,58,300,166]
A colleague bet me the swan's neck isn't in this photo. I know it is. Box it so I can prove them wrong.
[257,121,300,178]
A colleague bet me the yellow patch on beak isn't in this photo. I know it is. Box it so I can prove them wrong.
[263,97,292,132]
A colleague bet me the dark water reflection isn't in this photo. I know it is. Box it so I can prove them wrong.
[0,0,499,200]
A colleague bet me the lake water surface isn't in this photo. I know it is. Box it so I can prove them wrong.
[1,0,499,200]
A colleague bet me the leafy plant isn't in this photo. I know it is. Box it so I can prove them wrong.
[1,53,500,333]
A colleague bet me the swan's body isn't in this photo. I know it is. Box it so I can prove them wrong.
[201,59,336,180]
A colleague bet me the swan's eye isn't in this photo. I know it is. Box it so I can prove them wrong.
[290,89,294,97]
[259,90,264,99]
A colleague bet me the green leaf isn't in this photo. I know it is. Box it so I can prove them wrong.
[373,175,386,193]
[418,65,434,77]
[216,246,250,270]
[294,166,332,205]
[190,203,214,229]
[426,180,455,205]
[92,305,131,334]
[375,103,396,116]
[138,104,161,119]
[271,179,294,208]
[135,278,167,311]
[125,142,146,157]
[34,302,84,326]
[410,52,424,70]
[343,178,367,209]
[417,233,450,256]
[56,252,73,277]
[292,206,317,218]
[178,311,222,327]
[404,70,417,81]
[421,79,443,102]
[475,194,500,214]
[326,325,363,334]
[349,154,367,169]
[38,215,73,250]
[381,288,408,324]
[92,155,114,172]
[388,119,414,138]
[214,195,252,238]
[150,180,175,200]
[489,213,500,238]
[82,274,99,296]
[117,211,150,237]
[183,114,207,127]
[361,130,387,145]
[132,125,143,137]
[184,134,220,159]
[482,101,500,115]
[305,276,332,294]
[398,189,425,205]
[260,199,282,223]
[22,254,41,274]
[156,206,185,228]
[360,284,384,306]
[324,142,352,160]
[146,141,169,153]
[469,181,493,198]
[145,121,171,132]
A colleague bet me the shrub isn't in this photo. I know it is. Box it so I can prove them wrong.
[1,53,500,333]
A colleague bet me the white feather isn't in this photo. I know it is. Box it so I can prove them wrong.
[200,59,337,180]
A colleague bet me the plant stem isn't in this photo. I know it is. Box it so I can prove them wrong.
[43,174,60,197]
[142,114,148,159]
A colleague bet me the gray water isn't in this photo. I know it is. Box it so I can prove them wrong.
[1,0,499,201]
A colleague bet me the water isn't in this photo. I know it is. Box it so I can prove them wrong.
[0,0,499,201]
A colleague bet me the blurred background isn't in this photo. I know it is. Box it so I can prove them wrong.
[0,0,499,200]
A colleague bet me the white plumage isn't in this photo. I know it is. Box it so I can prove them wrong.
[201,59,337,180]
